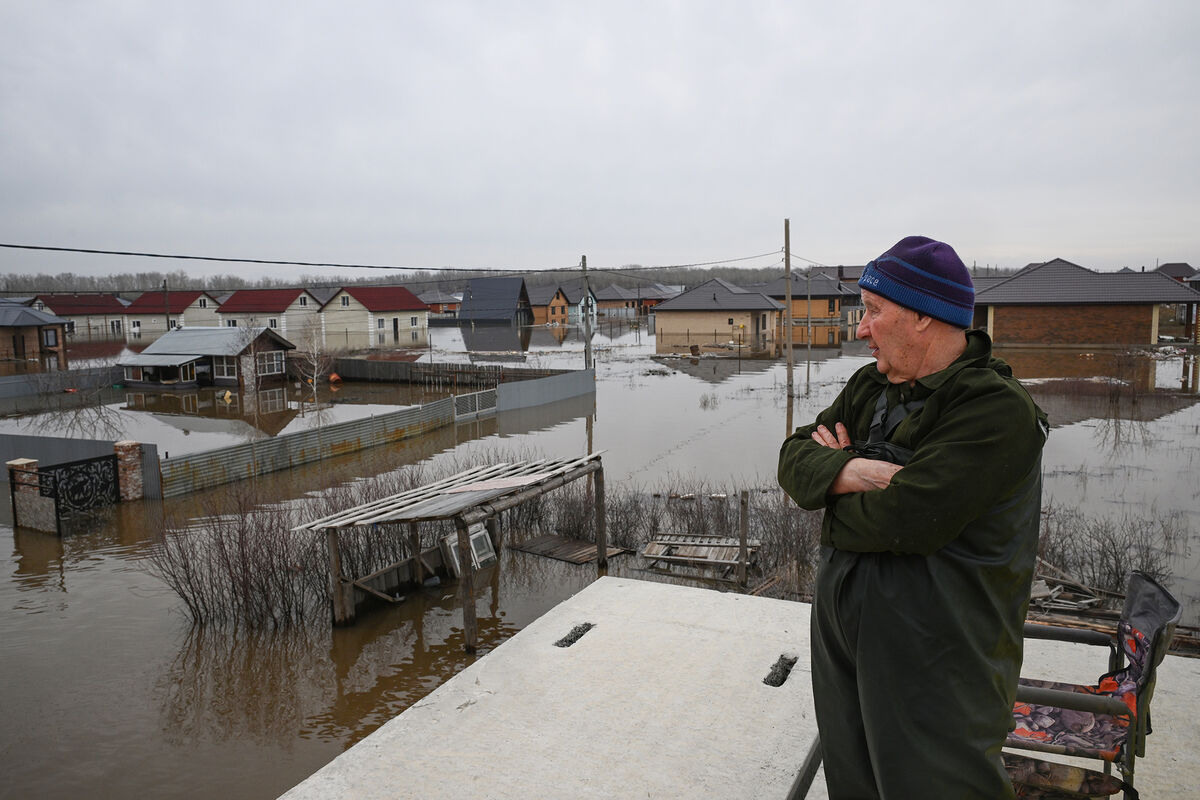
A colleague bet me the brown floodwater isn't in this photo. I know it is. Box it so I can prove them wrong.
[3,328,1199,799]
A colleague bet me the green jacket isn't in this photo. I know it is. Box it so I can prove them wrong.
[778,329,1047,555]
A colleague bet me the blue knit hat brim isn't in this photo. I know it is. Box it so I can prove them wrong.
[858,237,974,328]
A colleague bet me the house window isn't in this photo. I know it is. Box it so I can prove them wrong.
[257,350,285,375]
[110,319,123,333]
[65,321,76,334]
[410,316,417,327]
[199,298,207,308]
[43,328,58,347]
[214,356,238,379]
[268,318,278,328]
[180,362,195,382]
[124,366,142,382]
[131,320,141,330]
[168,319,178,330]
[377,318,385,329]
[341,295,349,306]
[728,318,734,325]
[828,299,836,314]
[226,319,238,327]
[299,296,307,307]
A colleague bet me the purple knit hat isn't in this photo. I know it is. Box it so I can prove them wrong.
[858,236,974,328]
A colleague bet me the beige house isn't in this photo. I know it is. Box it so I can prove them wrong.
[217,288,321,342]
[124,290,222,340]
[32,294,129,340]
[651,278,783,354]
[320,286,429,350]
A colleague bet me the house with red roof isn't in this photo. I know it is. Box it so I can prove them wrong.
[320,285,429,350]
[217,288,321,343]
[123,290,222,339]
[33,293,129,340]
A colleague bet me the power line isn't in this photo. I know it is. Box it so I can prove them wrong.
[0,242,578,274]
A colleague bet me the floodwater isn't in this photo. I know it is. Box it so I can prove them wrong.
[2,324,1199,799]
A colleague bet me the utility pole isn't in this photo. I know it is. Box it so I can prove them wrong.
[806,264,812,393]
[581,255,593,371]
[784,219,793,396]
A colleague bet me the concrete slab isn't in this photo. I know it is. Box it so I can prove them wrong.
[279,576,822,799]
[279,577,1200,799]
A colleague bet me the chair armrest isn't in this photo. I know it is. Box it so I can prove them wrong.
[1023,622,1113,647]
[1015,684,1131,720]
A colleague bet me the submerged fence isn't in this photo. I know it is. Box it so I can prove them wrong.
[157,369,592,498]
[159,397,460,498]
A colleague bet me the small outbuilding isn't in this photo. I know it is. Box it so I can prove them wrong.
[117,326,295,389]
[0,303,69,370]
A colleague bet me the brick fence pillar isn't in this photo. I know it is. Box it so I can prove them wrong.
[114,441,144,502]
[6,457,57,533]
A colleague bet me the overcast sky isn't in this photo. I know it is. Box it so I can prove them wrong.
[2,1,1198,285]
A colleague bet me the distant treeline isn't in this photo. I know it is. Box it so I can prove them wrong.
[1,262,1020,298]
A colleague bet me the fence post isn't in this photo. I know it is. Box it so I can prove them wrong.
[455,516,478,652]
[738,491,749,588]
[114,441,144,501]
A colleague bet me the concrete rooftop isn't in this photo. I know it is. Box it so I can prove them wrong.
[279,577,1200,799]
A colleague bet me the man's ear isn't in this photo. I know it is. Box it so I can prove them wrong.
[913,312,934,332]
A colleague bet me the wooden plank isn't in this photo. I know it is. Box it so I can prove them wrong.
[509,533,627,564]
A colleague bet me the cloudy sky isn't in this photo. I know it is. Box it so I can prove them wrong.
[2,1,1198,284]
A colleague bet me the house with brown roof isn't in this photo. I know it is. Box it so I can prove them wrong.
[651,278,783,355]
[320,286,429,350]
[972,259,1200,346]
[1155,262,1196,282]
[32,293,129,340]
[217,288,321,342]
[123,290,222,339]
[527,284,570,325]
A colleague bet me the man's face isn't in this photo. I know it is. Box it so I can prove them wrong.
[856,289,922,384]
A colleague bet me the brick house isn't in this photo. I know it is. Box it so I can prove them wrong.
[972,259,1200,346]
[0,303,69,370]
[651,278,783,354]
[123,290,222,339]
[320,286,429,350]
[528,284,570,325]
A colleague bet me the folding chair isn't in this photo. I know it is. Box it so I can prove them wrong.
[1005,571,1182,799]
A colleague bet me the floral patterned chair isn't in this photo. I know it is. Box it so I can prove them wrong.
[1005,571,1182,799]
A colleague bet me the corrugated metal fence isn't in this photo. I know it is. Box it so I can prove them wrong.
[160,396,462,498]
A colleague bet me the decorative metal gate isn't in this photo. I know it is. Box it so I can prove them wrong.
[38,454,120,534]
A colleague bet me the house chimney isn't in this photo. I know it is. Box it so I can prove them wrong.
[838,265,844,281]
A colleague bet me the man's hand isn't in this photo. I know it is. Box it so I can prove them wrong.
[811,423,902,494]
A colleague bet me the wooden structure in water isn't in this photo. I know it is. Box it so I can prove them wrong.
[293,453,607,651]
[642,534,761,579]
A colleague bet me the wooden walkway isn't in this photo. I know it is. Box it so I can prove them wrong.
[641,534,760,577]
[509,533,628,564]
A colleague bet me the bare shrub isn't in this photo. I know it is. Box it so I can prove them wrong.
[1038,502,1185,593]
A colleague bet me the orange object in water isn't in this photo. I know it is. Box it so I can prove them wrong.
[328,372,341,383]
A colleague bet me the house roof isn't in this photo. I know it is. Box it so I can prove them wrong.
[749,272,858,299]
[124,290,218,314]
[1156,262,1196,279]
[336,285,427,312]
[34,293,128,315]
[135,326,295,357]
[653,278,784,312]
[218,288,313,313]
[556,279,594,305]
[593,284,639,301]
[418,288,461,305]
[459,276,530,321]
[526,285,561,306]
[0,305,68,327]
[975,258,1200,305]
[810,265,866,282]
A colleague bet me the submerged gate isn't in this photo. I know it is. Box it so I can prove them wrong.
[11,454,120,534]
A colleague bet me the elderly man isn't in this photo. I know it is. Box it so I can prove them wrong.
[778,236,1048,799]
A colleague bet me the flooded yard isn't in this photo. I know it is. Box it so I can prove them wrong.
[2,324,1199,799]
